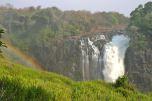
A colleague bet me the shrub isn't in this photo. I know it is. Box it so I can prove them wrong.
[0,28,6,53]
[115,75,129,88]
[114,75,136,92]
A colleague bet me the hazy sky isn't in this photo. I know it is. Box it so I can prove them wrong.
[0,0,151,16]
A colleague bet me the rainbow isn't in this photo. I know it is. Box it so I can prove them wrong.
[2,42,44,70]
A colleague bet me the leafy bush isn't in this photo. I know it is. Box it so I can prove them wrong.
[0,28,7,56]
[114,75,136,92]
[115,75,129,88]
[0,29,6,48]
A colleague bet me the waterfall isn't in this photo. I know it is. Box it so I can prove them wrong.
[88,38,100,79]
[80,34,129,82]
[88,38,100,60]
[103,35,130,83]
[80,39,90,80]
[80,35,105,80]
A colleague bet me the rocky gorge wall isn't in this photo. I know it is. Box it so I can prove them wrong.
[28,31,121,80]
[125,35,152,92]
[27,31,152,92]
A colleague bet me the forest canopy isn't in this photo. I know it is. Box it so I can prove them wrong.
[0,6,128,51]
[130,1,152,35]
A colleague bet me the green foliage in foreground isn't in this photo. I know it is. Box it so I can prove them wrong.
[0,58,152,101]
[0,29,6,53]
[115,75,129,88]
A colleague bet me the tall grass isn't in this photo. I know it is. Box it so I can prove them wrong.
[0,57,152,101]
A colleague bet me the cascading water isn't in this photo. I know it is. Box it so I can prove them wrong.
[88,38,100,59]
[80,35,105,80]
[88,38,100,79]
[103,35,130,83]
[80,34,129,82]
[80,39,90,80]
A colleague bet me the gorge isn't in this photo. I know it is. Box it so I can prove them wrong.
[0,1,152,100]
[0,2,152,92]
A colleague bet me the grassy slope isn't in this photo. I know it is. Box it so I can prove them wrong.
[0,57,152,101]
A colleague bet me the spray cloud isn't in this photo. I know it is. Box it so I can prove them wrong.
[103,35,130,83]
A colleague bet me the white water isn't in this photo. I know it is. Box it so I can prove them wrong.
[80,39,90,80]
[80,35,105,80]
[80,34,129,81]
[88,38,100,59]
[103,35,130,83]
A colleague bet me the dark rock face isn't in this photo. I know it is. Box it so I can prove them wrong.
[28,31,120,80]
[27,30,152,92]
[29,39,82,80]
[125,39,152,92]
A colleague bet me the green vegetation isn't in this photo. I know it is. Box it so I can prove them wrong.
[0,57,152,101]
[130,1,152,34]
[115,75,129,88]
[128,1,152,49]
[0,7,129,77]
[0,29,4,47]
[0,28,6,53]
[0,6,128,51]
[114,75,136,92]
[126,2,152,92]
[0,2,152,101]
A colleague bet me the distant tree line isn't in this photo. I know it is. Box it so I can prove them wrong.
[129,1,152,49]
[129,1,152,35]
[0,6,128,51]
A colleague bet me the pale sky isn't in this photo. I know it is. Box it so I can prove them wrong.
[0,0,151,16]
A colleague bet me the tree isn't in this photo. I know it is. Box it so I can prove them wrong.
[130,1,152,35]
[115,75,129,88]
[0,29,6,53]
[114,75,136,92]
